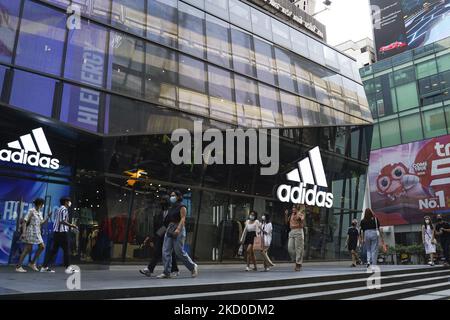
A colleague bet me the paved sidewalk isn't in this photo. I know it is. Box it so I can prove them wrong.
[0,262,427,296]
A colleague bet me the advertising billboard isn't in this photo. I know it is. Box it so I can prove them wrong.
[369,134,450,226]
[371,0,450,60]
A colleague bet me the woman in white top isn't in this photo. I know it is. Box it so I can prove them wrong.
[259,213,275,271]
[16,198,48,272]
[422,216,436,266]
[240,211,260,271]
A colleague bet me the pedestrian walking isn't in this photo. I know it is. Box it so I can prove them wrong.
[157,191,198,279]
[40,197,78,274]
[139,195,179,277]
[360,208,384,271]
[435,214,450,267]
[346,219,361,267]
[15,198,48,273]
[259,213,275,271]
[285,205,305,271]
[422,216,436,266]
[240,211,260,272]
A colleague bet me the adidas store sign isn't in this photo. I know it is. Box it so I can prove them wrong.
[276,147,333,208]
[0,128,60,170]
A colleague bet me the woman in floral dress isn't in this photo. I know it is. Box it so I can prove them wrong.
[16,198,48,272]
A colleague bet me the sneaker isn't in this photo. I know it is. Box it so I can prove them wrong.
[171,271,180,278]
[366,263,371,269]
[351,264,356,268]
[28,263,39,272]
[139,268,151,277]
[264,267,270,272]
[245,266,250,272]
[40,267,55,273]
[295,264,302,271]
[191,264,198,278]
[156,273,171,279]
[15,266,27,273]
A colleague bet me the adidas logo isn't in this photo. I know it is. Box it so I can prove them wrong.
[276,146,334,208]
[0,128,60,170]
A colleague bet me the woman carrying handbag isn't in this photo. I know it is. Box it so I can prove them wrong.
[240,211,260,272]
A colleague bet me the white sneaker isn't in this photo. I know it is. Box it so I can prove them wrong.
[15,266,27,273]
[245,266,250,272]
[171,272,180,277]
[156,273,171,279]
[191,264,198,278]
[264,267,270,272]
[40,267,55,273]
[28,263,39,272]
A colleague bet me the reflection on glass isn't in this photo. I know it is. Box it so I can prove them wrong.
[145,42,178,108]
[231,27,256,78]
[254,37,277,86]
[275,47,295,92]
[0,0,20,63]
[258,84,282,127]
[109,32,145,97]
[280,91,301,127]
[112,0,146,37]
[271,18,291,49]
[250,7,272,41]
[323,46,339,71]
[205,0,229,21]
[229,0,251,30]
[234,75,261,127]
[290,30,309,58]
[307,37,324,66]
[15,1,66,75]
[206,15,232,69]
[422,108,447,138]
[300,98,320,126]
[178,3,206,59]
[179,55,209,116]
[379,118,401,147]
[208,66,236,124]
[147,0,178,48]
[10,70,55,117]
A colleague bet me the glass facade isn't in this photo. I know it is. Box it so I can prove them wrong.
[0,0,373,265]
[361,37,450,150]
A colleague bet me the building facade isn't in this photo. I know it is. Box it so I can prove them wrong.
[335,38,376,69]
[360,37,450,245]
[291,0,316,15]
[0,0,372,265]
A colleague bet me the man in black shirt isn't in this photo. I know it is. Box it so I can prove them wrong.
[346,219,361,267]
[139,196,179,277]
[435,214,450,266]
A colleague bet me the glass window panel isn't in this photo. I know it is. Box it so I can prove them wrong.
[10,70,55,117]
[0,0,20,63]
[445,105,450,132]
[234,75,260,127]
[179,55,208,116]
[65,21,107,88]
[292,57,315,99]
[253,37,276,86]
[422,108,447,138]
[323,46,339,71]
[274,47,295,92]
[183,0,204,10]
[280,91,301,127]
[400,113,423,143]
[231,27,256,78]
[437,54,450,72]
[109,32,145,97]
[15,1,66,75]
[307,37,325,66]
[300,98,320,126]
[74,0,112,24]
[391,66,415,86]
[290,30,309,58]
[60,83,101,132]
[338,54,354,79]
[0,66,6,98]
[271,18,291,49]
[250,7,272,41]
[206,15,231,69]
[208,66,236,124]
[416,59,438,79]
[112,0,146,37]
[395,82,419,111]
[380,118,401,147]
[371,123,380,150]
[258,84,282,127]
[145,42,178,108]
[229,0,251,30]
[147,0,178,48]
[320,105,336,126]
[178,3,206,59]
[205,0,229,21]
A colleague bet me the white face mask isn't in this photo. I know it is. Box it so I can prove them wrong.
[249,215,255,221]
[261,216,266,221]
[425,220,430,224]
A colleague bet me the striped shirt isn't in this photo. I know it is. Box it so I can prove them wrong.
[53,205,69,232]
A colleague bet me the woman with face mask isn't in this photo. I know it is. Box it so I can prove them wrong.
[240,211,260,271]
[422,216,436,266]
[259,213,275,271]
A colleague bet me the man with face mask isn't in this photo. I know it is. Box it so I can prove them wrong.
[41,197,78,274]
[346,219,361,267]
[435,214,450,266]
[139,195,179,277]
